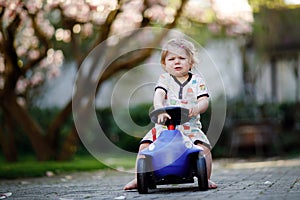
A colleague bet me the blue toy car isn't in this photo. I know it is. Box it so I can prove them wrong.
[137,106,208,194]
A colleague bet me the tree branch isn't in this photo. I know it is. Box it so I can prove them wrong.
[96,0,188,87]
[22,10,51,73]
[1,13,22,94]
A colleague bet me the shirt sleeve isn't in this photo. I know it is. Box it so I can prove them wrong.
[196,75,209,99]
[154,73,169,94]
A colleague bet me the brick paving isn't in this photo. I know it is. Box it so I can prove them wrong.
[0,157,299,200]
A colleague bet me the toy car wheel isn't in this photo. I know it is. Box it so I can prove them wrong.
[148,171,157,189]
[137,158,149,194]
[196,156,208,191]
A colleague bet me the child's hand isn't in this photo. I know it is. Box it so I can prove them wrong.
[157,113,171,124]
[189,97,209,117]
[189,106,200,117]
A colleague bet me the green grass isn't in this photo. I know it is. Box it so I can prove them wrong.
[0,154,136,179]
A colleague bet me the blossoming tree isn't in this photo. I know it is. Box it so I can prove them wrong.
[0,0,253,161]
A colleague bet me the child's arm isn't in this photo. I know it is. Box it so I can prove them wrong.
[189,96,209,117]
[153,88,171,123]
[153,88,165,109]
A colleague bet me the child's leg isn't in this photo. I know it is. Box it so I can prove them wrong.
[196,143,217,189]
[123,142,150,190]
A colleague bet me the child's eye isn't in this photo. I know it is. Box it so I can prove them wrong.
[167,56,187,61]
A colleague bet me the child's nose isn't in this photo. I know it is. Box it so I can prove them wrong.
[174,58,180,63]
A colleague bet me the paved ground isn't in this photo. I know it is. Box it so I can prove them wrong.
[1,157,300,200]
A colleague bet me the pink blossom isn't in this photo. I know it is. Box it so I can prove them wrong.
[24,0,43,14]
[36,12,55,38]
[111,12,142,36]
[144,5,167,23]
[211,0,253,35]
[16,78,29,94]
[16,46,27,57]
[122,0,144,13]
[47,66,60,79]
[30,72,44,86]
[81,23,93,38]
[28,50,40,60]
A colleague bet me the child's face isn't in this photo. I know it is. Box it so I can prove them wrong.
[164,49,191,78]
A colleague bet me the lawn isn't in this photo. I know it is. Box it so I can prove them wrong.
[0,154,136,179]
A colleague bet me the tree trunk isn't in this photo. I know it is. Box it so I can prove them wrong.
[1,93,54,161]
[57,126,80,161]
[46,101,72,148]
[0,110,18,162]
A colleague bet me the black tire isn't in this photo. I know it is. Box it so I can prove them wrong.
[196,156,208,191]
[148,171,157,189]
[137,158,149,194]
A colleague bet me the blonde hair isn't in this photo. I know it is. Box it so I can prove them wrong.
[160,38,197,67]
